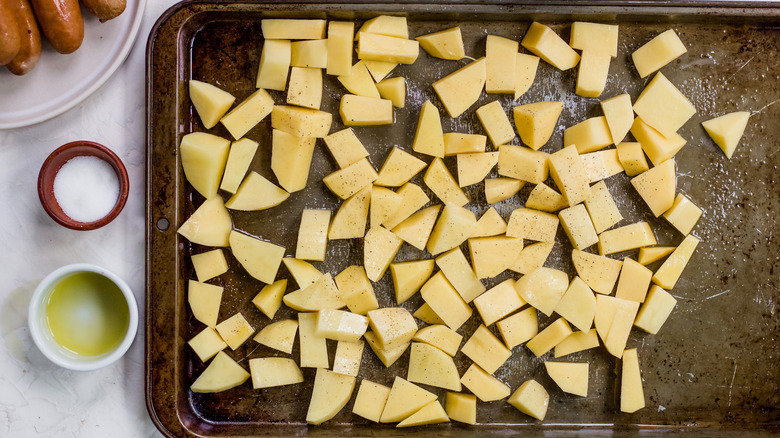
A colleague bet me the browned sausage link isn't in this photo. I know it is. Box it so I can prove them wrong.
[80,0,125,22]
[0,0,22,65]
[30,0,83,54]
[7,0,42,75]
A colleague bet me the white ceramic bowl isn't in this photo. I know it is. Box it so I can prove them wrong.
[28,263,138,371]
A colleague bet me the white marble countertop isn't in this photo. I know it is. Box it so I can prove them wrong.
[0,1,177,437]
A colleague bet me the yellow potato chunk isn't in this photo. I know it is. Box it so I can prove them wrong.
[363,226,403,281]
[283,274,346,312]
[367,307,418,348]
[251,279,287,319]
[444,132,487,155]
[229,231,285,284]
[420,271,473,331]
[460,364,511,402]
[616,141,650,176]
[485,34,519,94]
[370,186,402,228]
[496,307,538,348]
[376,76,406,108]
[580,149,624,183]
[498,145,549,183]
[415,27,465,60]
[188,327,227,362]
[220,138,258,194]
[549,144,591,207]
[436,247,487,302]
[513,101,563,150]
[630,159,676,217]
[408,342,461,391]
[189,80,235,130]
[484,177,525,204]
[637,246,675,265]
[457,152,499,187]
[506,208,559,243]
[255,39,291,91]
[396,400,449,427]
[701,111,750,159]
[315,309,369,343]
[178,197,232,247]
[515,53,540,99]
[332,340,365,376]
[323,128,369,169]
[597,221,657,255]
[253,319,298,354]
[323,158,379,200]
[364,60,398,82]
[353,380,391,423]
[425,158,469,206]
[596,296,639,357]
[477,100,516,146]
[272,105,332,138]
[563,116,613,153]
[334,265,378,315]
[357,33,420,64]
[364,331,409,367]
[249,357,304,389]
[521,22,580,70]
[357,15,408,39]
[554,328,599,358]
[621,349,645,413]
[663,193,703,235]
[526,318,573,357]
[391,205,441,251]
[545,361,589,397]
[600,94,634,144]
[225,172,289,211]
[426,203,477,255]
[327,21,355,76]
[390,259,435,304]
[411,324,462,357]
[615,257,653,303]
[576,51,611,98]
[190,351,250,393]
[652,234,699,289]
[298,312,329,369]
[180,132,231,199]
[306,368,356,425]
[220,86,274,139]
[380,377,437,423]
[571,249,623,295]
[383,183,430,229]
[634,285,677,334]
[337,61,380,99]
[583,180,623,234]
[340,94,394,126]
[271,131,315,194]
[514,267,569,317]
[296,209,330,261]
[554,276,596,332]
[472,207,508,237]
[412,100,445,157]
[633,72,696,137]
[508,379,550,420]
[630,117,686,166]
[432,58,486,118]
[468,236,524,279]
[473,278,525,326]
[508,242,554,275]
[570,22,619,56]
[526,182,567,213]
[290,39,328,68]
[287,66,322,109]
[191,249,228,283]
[446,392,476,425]
[461,325,512,374]
[215,312,254,350]
[328,186,371,240]
[631,29,687,78]
[261,19,326,40]
[282,258,321,289]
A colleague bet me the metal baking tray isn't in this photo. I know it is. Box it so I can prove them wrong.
[145,1,780,436]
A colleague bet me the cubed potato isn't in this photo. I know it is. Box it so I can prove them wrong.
[512,101,564,150]
[296,209,330,261]
[615,258,653,302]
[178,197,232,247]
[329,185,371,240]
[334,265,378,315]
[272,105,332,138]
[496,307,538,348]
[579,149,624,183]
[188,327,227,362]
[597,221,657,255]
[432,58,486,118]
[554,328,599,358]
[180,132,231,199]
[461,364,511,401]
[380,377,437,423]
[526,318,573,357]
[337,61,380,99]
[391,260,435,304]
[364,60,398,82]
[288,66,322,109]
[215,312,254,350]
[306,368,356,425]
[563,116,613,153]
[497,145,549,183]
[576,51,611,98]
[514,267,569,316]
[316,309,369,342]
[549,144,591,207]
[376,76,406,108]
[476,100,516,146]
[411,324,462,357]
[461,325,512,374]
[415,27,465,60]
[261,19,326,40]
[251,279,287,319]
[701,111,750,159]
[468,236,524,279]
[290,39,328,68]
[473,279,525,326]
[420,271,473,331]
[364,331,409,367]
[412,100,445,157]
[357,15,409,39]
[663,193,703,235]
[225,172,289,211]
[652,234,699,289]
[571,249,623,295]
[515,53,540,99]
[255,39,291,91]
[254,319,298,354]
[191,249,228,283]
[631,117,687,166]
[220,138,258,194]
[283,273,345,312]
[383,183,430,229]
[368,307,418,348]
[486,35,519,94]
[426,203,477,255]
[425,158,470,205]
[521,22,580,70]
[282,258,321,289]
[634,285,677,334]
[298,312,329,369]
[353,380,391,423]
[570,22,619,56]
[323,128,370,169]
[190,351,250,393]
[189,80,236,130]
[391,205,441,251]
[444,132,487,155]
[229,231,285,284]
[408,342,461,391]
[545,361,589,397]
[220,88,275,140]
[583,180,623,234]
[333,340,365,376]
[508,242,554,275]
[620,349,645,413]
[472,207,508,237]
[506,208,559,243]
[508,380,549,420]
[594,294,620,340]
[554,276,596,332]
[340,94,394,126]
[484,177,525,204]
[397,401,450,427]
[327,21,355,76]
[436,247,486,302]
[616,141,650,176]
[633,72,696,137]
[249,357,304,389]
[446,392,477,425]
[600,94,634,144]
[357,32,420,64]
[637,246,675,265]
[601,296,640,358]
[631,29,686,78]
[370,186,402,228]
[363,226,403,281]
[630,159,676,217]
[526,182,567,213]
[323,158,379,200]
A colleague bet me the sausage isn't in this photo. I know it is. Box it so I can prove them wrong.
[29,0,83,54]
[7,0,41,75]
[0,0,21,65]
[80,0,125,22]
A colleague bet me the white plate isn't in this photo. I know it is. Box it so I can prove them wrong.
[0,0,146,129]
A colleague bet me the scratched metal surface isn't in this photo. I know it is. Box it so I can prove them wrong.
[146,2,779,436]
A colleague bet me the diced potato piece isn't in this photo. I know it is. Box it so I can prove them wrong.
[630,117,687,166]
[283,273,346,311]
[219,88,274,140]
[225,172,289,211]
[380,377,438,423]
[458,152,499,188]
[521,22,580,70]
[477,100,516,146]
[334,265,378,315]
[514,267,569,316]
[282,257,322,289]
[594,294,620,341]
[397,400,449,427]
[468,236,524,279]
[189,80,236,130]
[391,260,435,304]
[446,392,477,425]
[353,380,391,422]
[420,271,473,331]
[615,258,653,303]
[253,319,298,354]
[545,361,589,397]
[663,193,703,235]
[631,159,676,217]
[370,186,402,228]
[363,226,403,281]
[287,67,322,109]
[190,351,250,393]
[603,297,640,358]
[337,61,380,99]
[255,39,291,91]
[249,357,304,389]
[580,149,624,183]
[358,33,420,64]
[638,246,675,265]
[554,328,599,358]
[383,183,430,229]
[191,249,228,282]
[633,72,696,137]
[554,276,596,332]
[506,208,559,243]
[333,340,365,376]
[436,247,486,302]
[340,94,394,126]
[461,325,512,374]
[412,324,462,357]
[376,76,406,108]
[215,313,254,350]
[188,327,227,362]
[368,307,418,348]
[416,27,465,60]
[295,209,330,261]
[584,180,622,234]
[600,94,634,144]
[306,368,356,425]
[432,58,486,118]
[364,331,409,367]
[323,128,370,169]
[564,116,613,154]
[229,231,284,284]
[290,39,328,68]
[180,132,231,199]
[598,222,657,255]
[412,100,445,157]
[473,279,525,326]
[391,205,441,251]
[570,22,619,56]
[496,307,538,348]
[616,141,650,176]
[357,15,408,39]
[512,101,563,150]
[508,380,549,420]
[376,147,426,187]
[621,349,645,413]
[549,145,591,207]
[323,158,379,200]
[408,342,461,391]
[298,312,329,368]
[497,145,549,183]
[251,279,287,319]
[486,35,519,94]
[220,138,258,195]
[472,207,507,237]
[364,60,398,82]
[316,309,369,342]
[461,364,511,401]
[329,185,371,240]
[444,132,486,155]
[272,105,332,138]
[484,177,525,204]
[426,203,477,255]
[261,19,326,39]
[702,111,750,159]
[576,51,611,98]
[508,242,554,275]
[571,249,623,295]
[526,182,567,213]
[634,285,677,334]
[526,318,573,357]
[652,234,699,289]
[178,197,232,247]
[515,53,540,99]
[327,21,355,76]
[631,29,686,78]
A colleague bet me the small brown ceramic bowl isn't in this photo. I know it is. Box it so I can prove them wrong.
[38,141,130,231]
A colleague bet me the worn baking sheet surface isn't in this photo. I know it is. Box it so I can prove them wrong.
[146,2,779,436]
